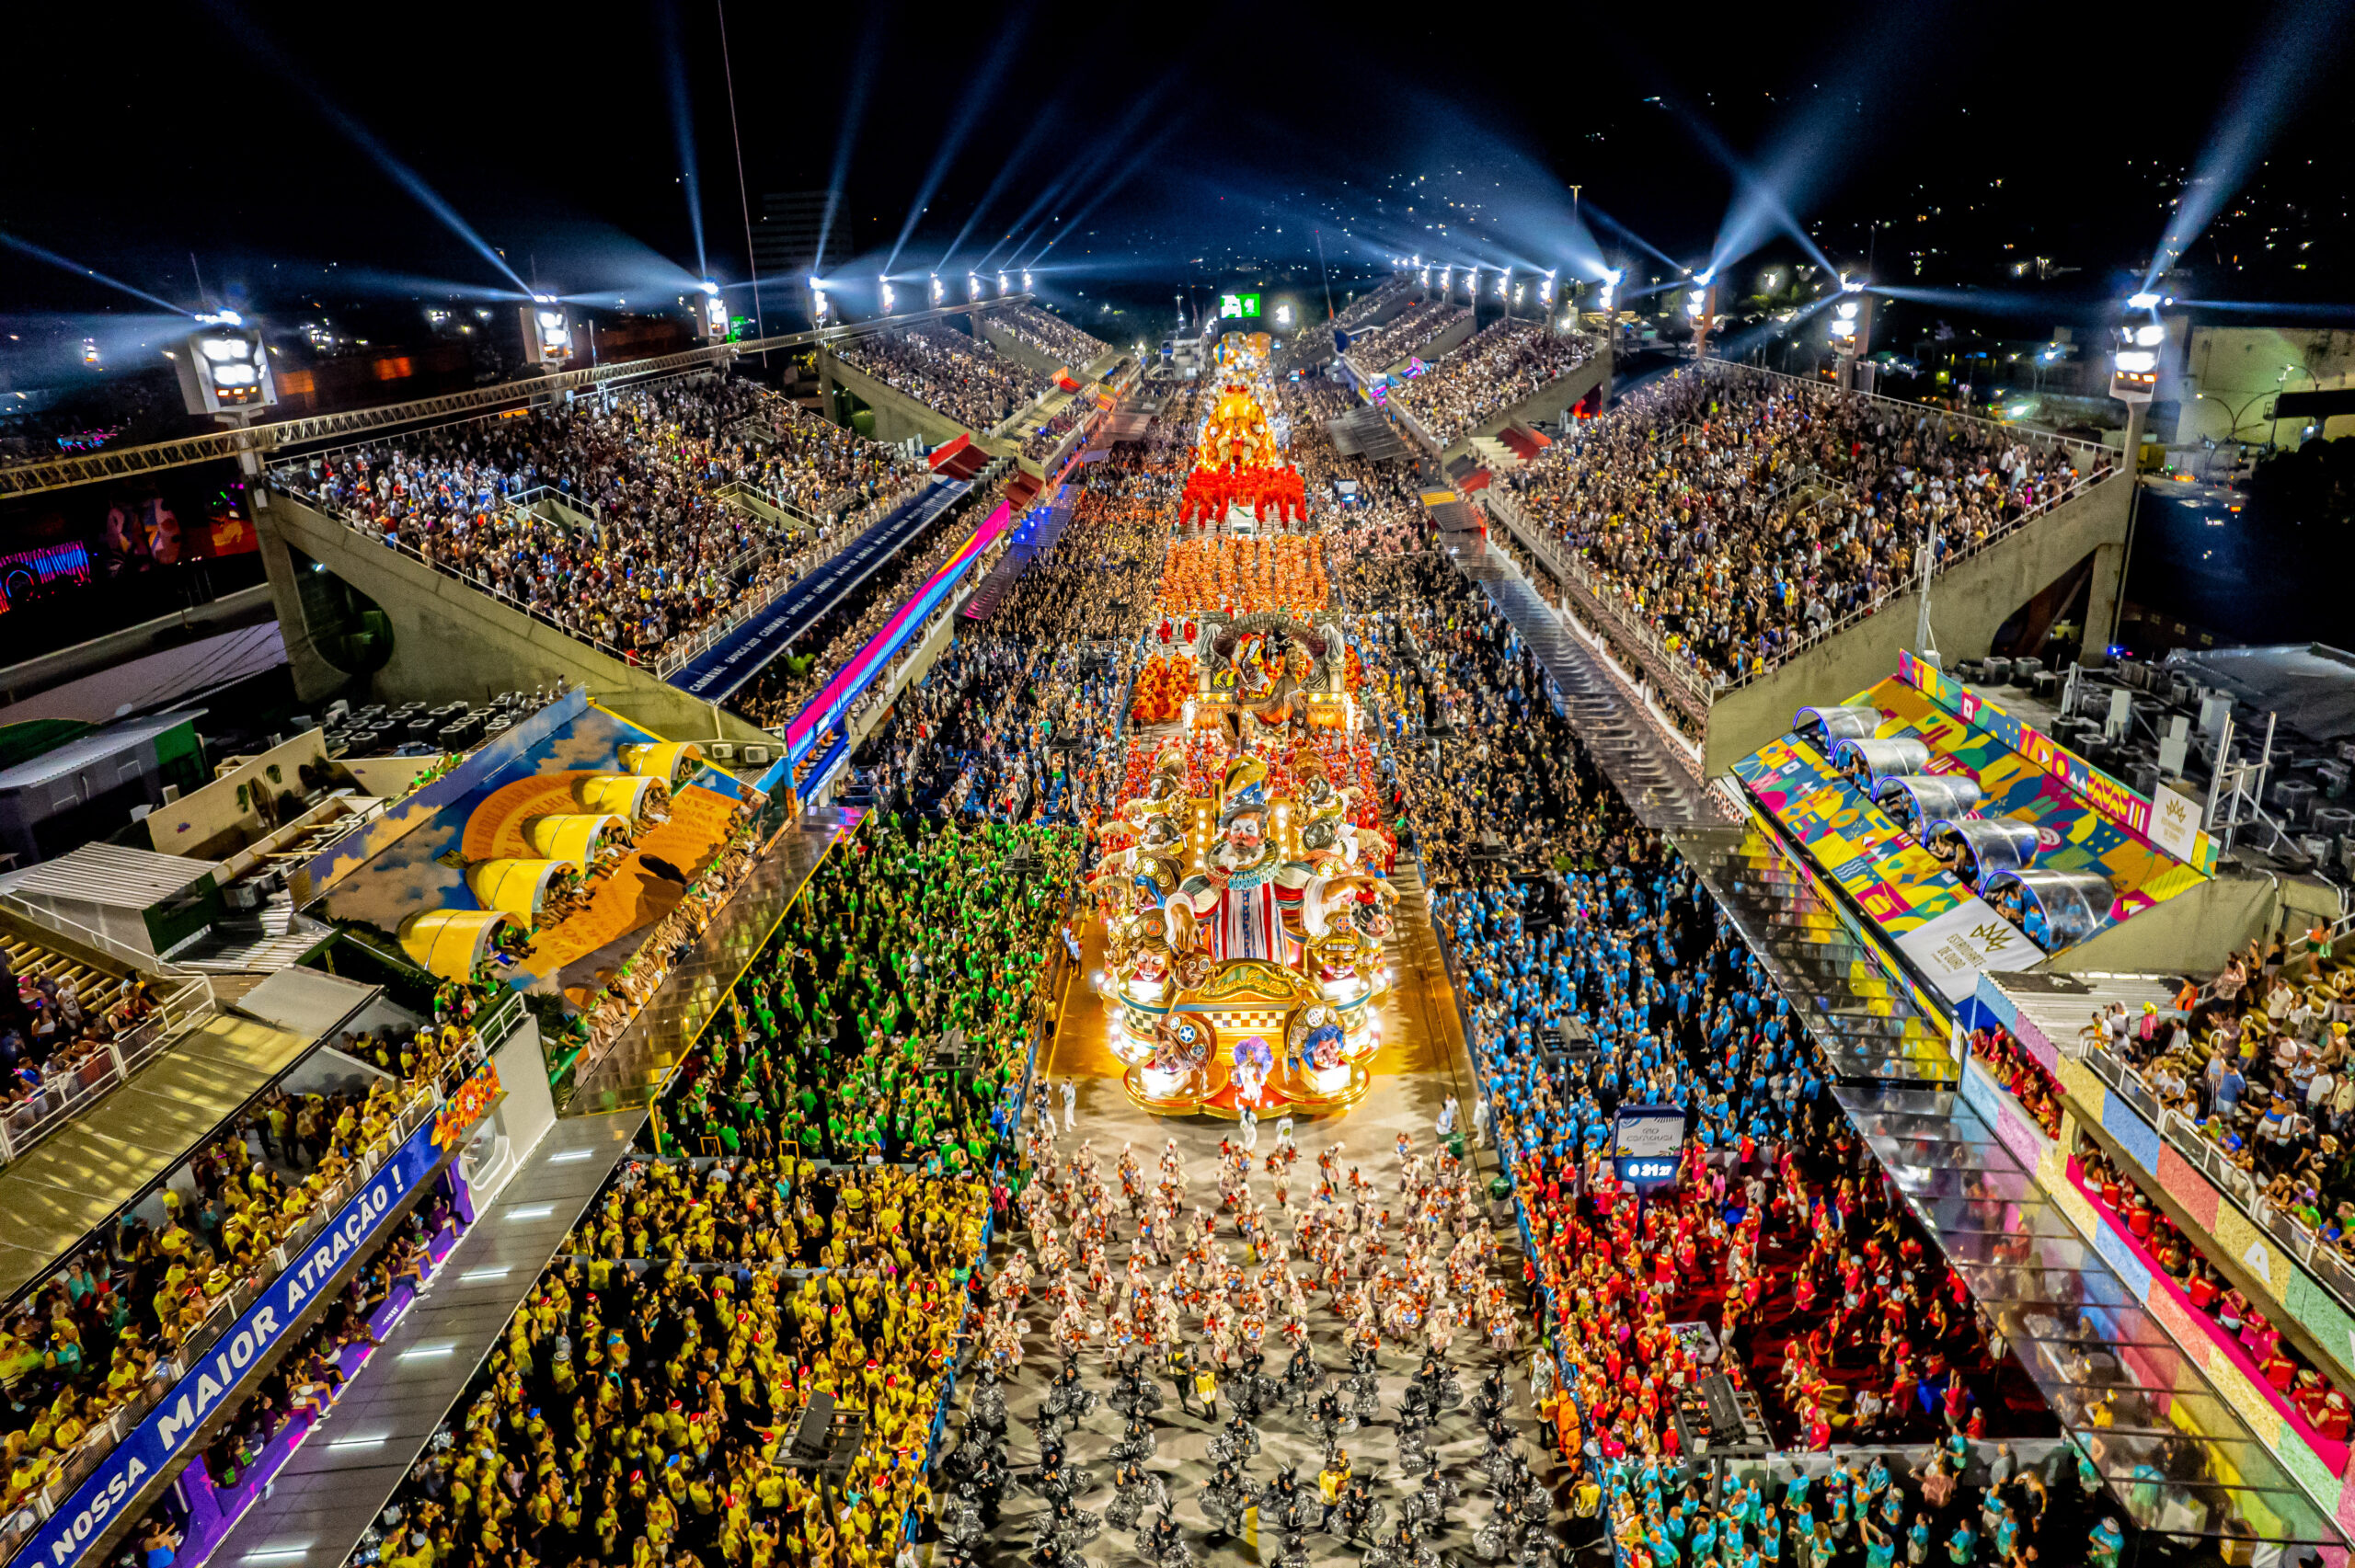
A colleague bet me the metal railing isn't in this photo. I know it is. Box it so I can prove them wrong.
[0,297,1040,501]
[1493,383,2128,701]
[648,476,947,681]
[1480,487,1717,722]
[0,974,212,1166]
[2062,1031,2355,1339]
[0,1030,495,1553]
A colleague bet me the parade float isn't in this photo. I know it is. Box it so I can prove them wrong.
[1090,367,1400,1118]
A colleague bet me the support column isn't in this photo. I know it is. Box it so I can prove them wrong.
[252,501,355,704]
[2082,540,2127,664]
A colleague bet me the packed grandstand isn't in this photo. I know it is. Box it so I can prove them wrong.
[2,279,2303,1568]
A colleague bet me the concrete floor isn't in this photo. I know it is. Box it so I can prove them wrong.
[945,861,1607,1566]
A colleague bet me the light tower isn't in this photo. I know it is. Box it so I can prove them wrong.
[1686,272,1720,361]
[2090,311,2164,664]
[694,280,728,340]
[1830,274,1875,392]
[520,297,573,369]
[176,311,280,518]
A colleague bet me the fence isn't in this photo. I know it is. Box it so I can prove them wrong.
[0,897,221,1169]
[1487,361,2128,703]
[0,1029,498,1561]
[2061,1031,2355,1325]
[0,974,213,1165]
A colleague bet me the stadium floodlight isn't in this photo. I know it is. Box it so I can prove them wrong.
[1839,273,1867,293]
[998,271,1011,296]
[1497,267,1511,301]
[2134,323,2165,347]
[696,280,727,339]
[1539,271,1555,306]
[967,273,982,301]
[1419,267,1430,288]
[519,302,571,368]
[1274,303,1294,326]
[176,320,277,414]
[1685,290,1706,318]
[1438,266,1452,294]
[810,278,831,323]
[1021,270,1033,291]
[879,278,896,314]
[1694,269,1715,287]
[82,338,100,367]
[2113,349,2157,374]
[2126,291,2162,311]
[930,274,945,304]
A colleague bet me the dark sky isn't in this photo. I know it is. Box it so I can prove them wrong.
[3,0,2350,328]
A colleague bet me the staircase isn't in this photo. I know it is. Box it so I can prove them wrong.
[1674,821,1958,1086]
[961,498,1073,623]
[1453,545,1725,830]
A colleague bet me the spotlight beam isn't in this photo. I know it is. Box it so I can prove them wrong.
[2145,0,2351,289]
[202,0,532,296]
[1579,200,1680,272]
[816,7,889,274]
[0,230,195,317]
[975,77,1174,271]
[1021,122,1187,268]
[936,108,1065,274]
[1018,114,1190,269]
[884,6,1036,276]
[656,0,706,278]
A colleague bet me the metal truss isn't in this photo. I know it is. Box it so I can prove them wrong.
[0,297,1033,499]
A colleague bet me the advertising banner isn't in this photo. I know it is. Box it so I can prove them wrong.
[18,1113,460,1568]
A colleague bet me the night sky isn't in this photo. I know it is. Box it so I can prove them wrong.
[3,0,2351,358]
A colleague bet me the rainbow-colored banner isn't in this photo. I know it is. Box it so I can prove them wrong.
[778,499,1014,769]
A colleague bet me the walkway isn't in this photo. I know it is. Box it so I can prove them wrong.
[666,479,971,704]
[197,1112,644,1568]
[1835,1081,2345,1555]
[1453,544,1725,830]
[564,806,861,1114]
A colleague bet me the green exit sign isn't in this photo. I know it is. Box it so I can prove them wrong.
[1220,292,1261,319]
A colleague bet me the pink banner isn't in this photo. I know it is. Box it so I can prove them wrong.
[784,500,1013,759]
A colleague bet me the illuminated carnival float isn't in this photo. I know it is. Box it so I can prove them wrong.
[1093,366,1400,1118]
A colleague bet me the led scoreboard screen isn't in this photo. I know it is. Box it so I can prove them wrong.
[1613,1104,1685,1188]
[1220,292,1262,319]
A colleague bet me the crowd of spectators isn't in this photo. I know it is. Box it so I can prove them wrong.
[1389,320,1596,446]
[656,811,1072,1171]
[1334,273,1415,329]
[860,491,1157,824]
[0,1054,451,1523]
[736,383,930,531]
[1018,399,1091,464]
[2,956,162,1130]
[365,1160,982,1568]
[275,372,922,667]
[2083,941,2355,1253]
[988,304,1109,370]
[105,1194,458,1568]
[2073,1135,2353,1441]
[1504,361,2114,687]
[834,323,1049,433]
[1343,301,1469,371]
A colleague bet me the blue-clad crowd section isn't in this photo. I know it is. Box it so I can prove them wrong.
[666,478,971,704]
[960,489,1077,623]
